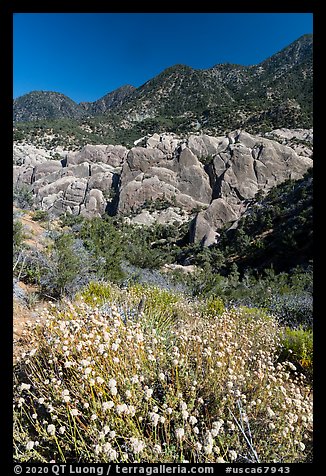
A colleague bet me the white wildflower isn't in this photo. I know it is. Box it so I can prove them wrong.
[20,383,31,391]
[267,407,276,418]
[102,401,114,411]
[229,450,237,461]
[130,437,146,454]
[47,424,56,436]
[175,428,185,440]
[108,378,117,388]
[182,410,189,420]
[59,426,66,434]
[26,441,35,451]
[131,375,139,384]
[153,444,162,454]
[150,412,160,426]
[110,386,118,396]
[189,416,198,425]
[144,388,153,400]
[70,409,79,417]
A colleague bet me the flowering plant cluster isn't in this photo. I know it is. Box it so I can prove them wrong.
[14,283,312,463]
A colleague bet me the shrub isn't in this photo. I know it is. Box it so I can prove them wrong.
[279,327,313,377]
[32,210,49,222]
[200,296,225,318]
[13,185,34,209]
[40,234,94,298]
[13,290,312,463]
[13,219,25,253]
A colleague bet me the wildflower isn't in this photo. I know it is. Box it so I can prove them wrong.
[182,410,189,420]
[212,420,224,433]
[195,442,202,451]
[150,412,160,426]
[32,413,37,419]
[116,404,128,415]
[189,416,198,425]
[47,424,56,436]
[193,426,200,434]
[180,402,187,411]
[144,388,153,400]
[84,402,90,409]
[131,375,139,384]
[91,414,97,421]
[287,362,297,371]
[216,457,225,463]
[130,437,146,454]
[166,407,173,415]
[20,383,31,391]
[175,428,185,440]
[267,407,276,418]
[153,444,162,454]
[109,431,116,439]
[26,441,35,451]
[102,401,114,411]
[70,409,79,417]
[63,395,71,403]
[59,426,66,434]
[110,386,118,396]
[160,416,166,424]
[229,450,237,461]
[108,378,117,388]
[158,372,166,381]
[96,377,105,385]
[299,442,306,451]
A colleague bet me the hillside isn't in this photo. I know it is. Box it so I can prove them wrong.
[13,34,313,147]
[13,91,89,122]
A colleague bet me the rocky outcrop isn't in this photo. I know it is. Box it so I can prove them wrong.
[13,130,313,231]
[190,130,313,245]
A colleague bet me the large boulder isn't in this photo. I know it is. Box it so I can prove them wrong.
[67,144,128,167]
[190,198,238,246]
[32,161,62,182]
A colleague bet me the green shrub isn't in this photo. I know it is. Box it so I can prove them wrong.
[13,219,25,253]
[32,210,49,222]
[13,185,34,209]
[279,327,313,376]
[200,296,225,318]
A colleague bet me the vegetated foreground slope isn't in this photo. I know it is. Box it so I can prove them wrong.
[13,281,312,463]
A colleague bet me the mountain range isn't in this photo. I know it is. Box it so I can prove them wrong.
[13,34,312,142]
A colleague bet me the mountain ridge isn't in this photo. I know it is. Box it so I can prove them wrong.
[13,34,313,146]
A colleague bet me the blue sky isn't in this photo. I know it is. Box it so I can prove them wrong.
[13,13,313,103]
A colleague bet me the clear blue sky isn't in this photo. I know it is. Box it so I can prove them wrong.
[13,13,313,103]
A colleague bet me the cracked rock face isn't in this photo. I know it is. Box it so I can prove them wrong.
[13,130,313,235]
